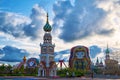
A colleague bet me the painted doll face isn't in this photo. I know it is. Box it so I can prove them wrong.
[76,52,84,59]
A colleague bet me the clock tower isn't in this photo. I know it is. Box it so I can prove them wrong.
[38,13,57,77]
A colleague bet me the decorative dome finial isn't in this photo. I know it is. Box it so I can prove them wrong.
[23,56,26,62]
[47,12,48,22]
[43,13,52,32]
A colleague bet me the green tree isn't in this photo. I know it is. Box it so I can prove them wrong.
[57,68,87,77]
[0,64,6,73]
[6,64,12,73]
[19,65,24,74]
[13,68,19,74]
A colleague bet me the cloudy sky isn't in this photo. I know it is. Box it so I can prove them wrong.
[0,0,120,65]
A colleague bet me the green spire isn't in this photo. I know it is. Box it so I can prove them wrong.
[43,13,52,32]
[97,57,99,63]
[105,44,110,54]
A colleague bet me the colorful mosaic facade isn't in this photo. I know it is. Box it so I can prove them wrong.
[69,46,91,70]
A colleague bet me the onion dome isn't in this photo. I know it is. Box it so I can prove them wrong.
[43,13,52,32]
[105,48,110,53]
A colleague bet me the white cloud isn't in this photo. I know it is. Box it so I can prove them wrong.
[52,0,120,52]
[0,4,47,54]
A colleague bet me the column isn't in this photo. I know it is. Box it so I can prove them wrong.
[38,68,40,76]
[46,54,49,67]
[54,70,57,76]
[50,70,53,76]
[54,69,57,76]
[42,70,45,77]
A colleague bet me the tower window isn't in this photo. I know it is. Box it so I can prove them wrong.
[49,47,53,52]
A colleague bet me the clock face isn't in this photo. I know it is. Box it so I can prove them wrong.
[42,47,47,53]
[29,61,35,67]
[76,52,84,59]
[27,58,38,68]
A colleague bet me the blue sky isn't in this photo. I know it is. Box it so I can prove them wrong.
[0,0,55,16]
[0,0,38,16]
[0,0,120,65]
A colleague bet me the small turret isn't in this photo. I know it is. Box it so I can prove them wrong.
[105,44,110,60]
[100,59,104,67]
[23,56,26,63]
[96,57,99,66]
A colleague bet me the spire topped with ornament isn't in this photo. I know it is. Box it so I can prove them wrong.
[105,44,110,60]
[43,13,52,32]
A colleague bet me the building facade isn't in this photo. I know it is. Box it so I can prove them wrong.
[38,13,57,77]
[104,45,120,75]
[95,57,104,69]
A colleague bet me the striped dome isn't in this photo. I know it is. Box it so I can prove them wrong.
[43,13,52,32]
